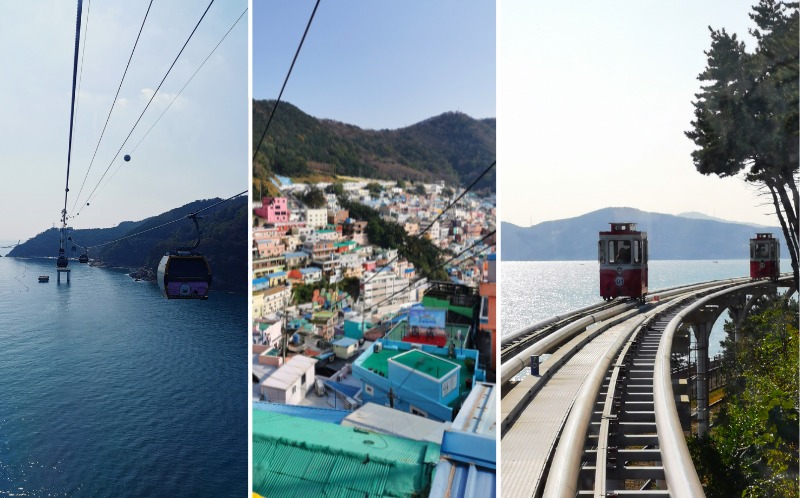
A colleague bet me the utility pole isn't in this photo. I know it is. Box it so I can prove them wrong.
[282,282,291,363]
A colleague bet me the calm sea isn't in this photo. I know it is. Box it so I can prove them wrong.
[0,254,246,497]
[501,260,792,357]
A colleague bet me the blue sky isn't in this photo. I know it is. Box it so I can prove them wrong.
[0,1,248,240]
[253,1,496,130]
[499,0,785,228]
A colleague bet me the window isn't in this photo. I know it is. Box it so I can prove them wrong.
[292,385,297,394]
[365,384,374,396]
[633,240,641,263]
[410,405,428,418]
[301,373,307,385]
[616,241,631,264]
[598,240,605,263]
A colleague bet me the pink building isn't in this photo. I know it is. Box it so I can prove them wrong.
[254,197,288,223]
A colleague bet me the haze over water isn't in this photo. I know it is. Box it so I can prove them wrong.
[0,254,246,497]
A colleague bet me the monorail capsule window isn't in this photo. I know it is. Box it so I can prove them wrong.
[752,241,773,259]
[608,240,632,264]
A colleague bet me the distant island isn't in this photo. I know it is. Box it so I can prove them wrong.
[8,197,247,293]
[502,207,788,261]
[252,100,495,196]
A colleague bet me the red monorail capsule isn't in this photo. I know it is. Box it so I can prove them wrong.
[749,233,780,281]
[598,222,648,303]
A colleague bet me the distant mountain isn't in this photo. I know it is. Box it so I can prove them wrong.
[9,198,247,293]
[502,207,788,261]
[677,211,769,228]
[252,100,495,192]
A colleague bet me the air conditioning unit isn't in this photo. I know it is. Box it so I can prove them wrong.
[373,342,383,353]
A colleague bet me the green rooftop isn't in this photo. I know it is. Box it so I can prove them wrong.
[391,350,459,380]
[253,410,439,497]
[360,346,476,408]
[361,347,405,377]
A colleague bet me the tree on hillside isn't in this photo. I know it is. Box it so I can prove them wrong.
[685,0,798,289]
[324,182,345,197]
[689,297,798,497]
[301,186,326,209]
[366,182,383,197]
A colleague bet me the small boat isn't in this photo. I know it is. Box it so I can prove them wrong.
[38,275,49,283]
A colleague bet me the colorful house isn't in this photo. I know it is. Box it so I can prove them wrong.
[259,355,317,404]
[352,339,485,422]
[254,197,289,223]
[478,253,496,379]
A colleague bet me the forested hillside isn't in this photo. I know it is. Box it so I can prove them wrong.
[9,197,247,293]
[252,100,495,194]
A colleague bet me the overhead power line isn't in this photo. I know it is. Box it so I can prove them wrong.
[83,189,246,250]
[71,0,92,168]
[252,0,321,162]
[62,0,85,226]
[87,7,248,206]
[369,230,495,312]
[74,0,217,218]
[360,160,496,288]
[72,0,155,213]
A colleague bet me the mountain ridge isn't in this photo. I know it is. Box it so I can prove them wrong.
[252,100,495,193]
[8,198,247,293]
[502,207,788,261]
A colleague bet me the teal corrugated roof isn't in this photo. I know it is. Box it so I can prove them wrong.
[253,410,439,497]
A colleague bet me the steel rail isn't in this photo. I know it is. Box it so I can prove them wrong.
[500,302,639,385]
[501,282,739,498]
[500,278,750,385]
[542,298,687,498]
[502,301,614,347]
[653,278,785,498]
[536,281,740,497]
[503,274,791,498]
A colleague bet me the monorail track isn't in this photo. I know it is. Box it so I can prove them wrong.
[500,277,777,498]
[501,300,622,363]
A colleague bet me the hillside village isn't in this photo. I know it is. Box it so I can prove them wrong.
[251,177,497,495]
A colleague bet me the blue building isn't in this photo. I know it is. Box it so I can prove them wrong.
[352,339,485,422]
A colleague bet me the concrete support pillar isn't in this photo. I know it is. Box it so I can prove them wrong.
[57,268,71,284]
[693,322,712,436]
[727,294,748,343]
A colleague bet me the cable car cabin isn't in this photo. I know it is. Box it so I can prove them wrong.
[157,253,212,300]
[598,222,648,302]
[56,248,69,268]
[78,254,89,263]
[750,233,780,281]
